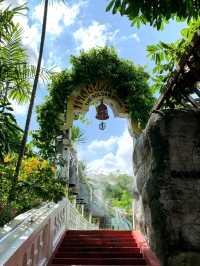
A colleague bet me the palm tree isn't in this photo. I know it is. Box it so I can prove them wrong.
[0,2,49,105]
[14,0,65,190]
[1,26,31,103]
[0,102,22,161]
[71,126,85,146]
[0,3,32,160]
[0,3,30,103]
[14,0,49,188]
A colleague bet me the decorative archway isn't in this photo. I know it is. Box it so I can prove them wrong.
[65,80,130,130]
[34,47,154,217]
[33,46,155,230]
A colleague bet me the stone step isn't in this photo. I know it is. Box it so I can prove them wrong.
[48,230,148,266]
[51,257,147,265]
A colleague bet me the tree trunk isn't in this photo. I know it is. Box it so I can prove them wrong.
[10,0,49,202]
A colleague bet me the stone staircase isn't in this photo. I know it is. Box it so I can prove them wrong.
[0,199,160,265]
[48,230,150,266]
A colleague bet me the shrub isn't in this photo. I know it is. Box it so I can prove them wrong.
[0,154,66,226]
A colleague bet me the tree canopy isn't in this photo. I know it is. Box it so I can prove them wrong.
[103,173,133,220]
[146,19,200,108]
[34,47,154,158]
[106,0,200,29]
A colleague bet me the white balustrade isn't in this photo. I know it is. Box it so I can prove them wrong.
[0,198,98,266]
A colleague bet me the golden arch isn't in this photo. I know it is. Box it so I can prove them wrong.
[66,80,141,136]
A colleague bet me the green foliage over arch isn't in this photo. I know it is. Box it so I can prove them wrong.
[33,47,154,158]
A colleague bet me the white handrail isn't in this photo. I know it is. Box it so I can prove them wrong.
[0,197,98,266]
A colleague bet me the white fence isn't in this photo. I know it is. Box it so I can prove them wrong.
[0,198,98,266]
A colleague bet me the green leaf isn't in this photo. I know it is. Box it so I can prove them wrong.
[106,0,116,11]
[113,0,121,14]
[106,0,200,30]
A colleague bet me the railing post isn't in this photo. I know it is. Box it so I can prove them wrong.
[89,213,92,223]
[81,204,84,216]
[66,198,69,229]
[47,212,53,262]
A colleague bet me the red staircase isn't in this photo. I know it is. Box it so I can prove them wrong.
[48,230,159,266]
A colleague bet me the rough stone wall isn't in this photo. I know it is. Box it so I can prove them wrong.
[133,109,200,266]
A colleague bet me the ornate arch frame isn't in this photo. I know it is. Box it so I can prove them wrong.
[65,80,141,136]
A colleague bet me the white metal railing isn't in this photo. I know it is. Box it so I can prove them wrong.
[66,199,97,230]
[0,198,98,266]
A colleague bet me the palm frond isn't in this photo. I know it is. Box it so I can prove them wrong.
[0,22,51,103]
[71,126,85,145]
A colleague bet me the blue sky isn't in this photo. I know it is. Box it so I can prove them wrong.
[4,0,186,176]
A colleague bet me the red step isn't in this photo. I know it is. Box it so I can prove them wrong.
[51,258,147,265]
[48,230,150,266]
[54,252,143,258]
[63,236,136,241]
[57,247,141,253]
[60,242,138,247]
[58,247,141,253]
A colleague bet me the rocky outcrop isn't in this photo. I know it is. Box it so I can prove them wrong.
[133,109,200,266]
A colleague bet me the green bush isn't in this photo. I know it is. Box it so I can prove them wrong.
[0,155,66,227]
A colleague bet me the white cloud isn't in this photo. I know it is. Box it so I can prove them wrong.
[80,129,133,175]
[52,66,62,73]
[130,33,140,42]
[88,152,119,174]
[11,100,28,116]
[0,0,25,7]
[19,20,40,65]
[33,1,82,36]
[73,21,119,51]
[121,33,140,42]
[88,136,119,153]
